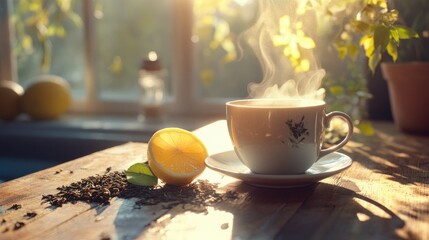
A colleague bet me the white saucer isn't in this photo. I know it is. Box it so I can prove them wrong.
[205,150,352,188]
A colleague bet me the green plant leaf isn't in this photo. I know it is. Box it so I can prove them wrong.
[395,25,419,39]
[386,41,398,62]
[66,11,83,27]
[125,163,158,186]
[390,28,399,43]
[369,47,381,73]
[374,25,390,51]
[329,86,345,96]
[22,34,33,50]
[357,121,375,136]
[337,45,347,59]
[347,44,359,60]
[360,34,374,58]
[352,20,370,32]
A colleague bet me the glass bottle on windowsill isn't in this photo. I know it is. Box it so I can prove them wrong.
[138,51,166,122]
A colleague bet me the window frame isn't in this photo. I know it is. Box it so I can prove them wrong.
[0,0,230,117]
[0,1,16,82]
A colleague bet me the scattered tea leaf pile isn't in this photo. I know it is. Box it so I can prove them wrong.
[1,169,238,233]
[42,169,238,210]
[42,170,126,207]
[131,179,238,209]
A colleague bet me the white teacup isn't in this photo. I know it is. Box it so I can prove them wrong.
[226,99,353,175]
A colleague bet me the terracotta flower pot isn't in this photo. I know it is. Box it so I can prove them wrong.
[381,62,429,134]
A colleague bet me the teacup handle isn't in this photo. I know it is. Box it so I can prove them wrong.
[319,111,353,158]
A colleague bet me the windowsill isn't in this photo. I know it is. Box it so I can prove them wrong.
[0,114,222,181]
[0,114,222,141]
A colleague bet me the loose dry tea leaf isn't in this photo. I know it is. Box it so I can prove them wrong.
[13,222,25,231]
[131,180,232,210]
[0,219,6,225]
[8,204,21,211]
[42,171,127,206]
[23,212,37,219]
[41,171,239,211]
[100,232,111,240]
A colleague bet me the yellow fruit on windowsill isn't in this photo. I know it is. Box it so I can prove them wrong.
[0,81,24,121]
[21,75,71,120]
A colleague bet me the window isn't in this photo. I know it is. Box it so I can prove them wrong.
[12,0,86,99]
[0,0,261,116]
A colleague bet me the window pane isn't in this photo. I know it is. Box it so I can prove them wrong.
[193,0,261,99]
[94,0,172,102]
[12,0,86,100]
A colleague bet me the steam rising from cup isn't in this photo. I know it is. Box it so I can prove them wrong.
[243,0,325,100]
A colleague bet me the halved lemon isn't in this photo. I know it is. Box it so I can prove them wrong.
[148,128,208,186]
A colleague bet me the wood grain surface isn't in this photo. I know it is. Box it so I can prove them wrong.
[0,121,428,240]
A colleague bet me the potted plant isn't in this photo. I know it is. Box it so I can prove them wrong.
[379,0,429,134]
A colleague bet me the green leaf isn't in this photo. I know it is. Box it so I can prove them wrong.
[336,45,347,59]
[125,163,158,186]
[329,86,345,96]
[22,34,33,51]
[395,25,419,39]
[357,121,375,136]
[359,34,371,46]
[347,44,359,60]
[352,20,370,32]
[360,35,374,58]
[390,28,399,43]
[67,11,83,27]
[369,47,381,74]
[386,42,398,62]
[374,25,390,51]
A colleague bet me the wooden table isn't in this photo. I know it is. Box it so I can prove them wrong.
[0,121,428,240]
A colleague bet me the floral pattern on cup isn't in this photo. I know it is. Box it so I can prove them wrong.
[282,116,309,148]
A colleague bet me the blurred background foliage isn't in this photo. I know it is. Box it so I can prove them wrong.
[193,0,260,98]
[12,0,419,138]
[12,0,82,72]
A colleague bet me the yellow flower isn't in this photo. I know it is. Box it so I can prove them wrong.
[273,15,316,72]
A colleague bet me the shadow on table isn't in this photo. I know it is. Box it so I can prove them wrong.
[217,181,406,240]
[345,129,429,228]
[348,129,429,186]
[111,199,169,240]
[111,180,406,240]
